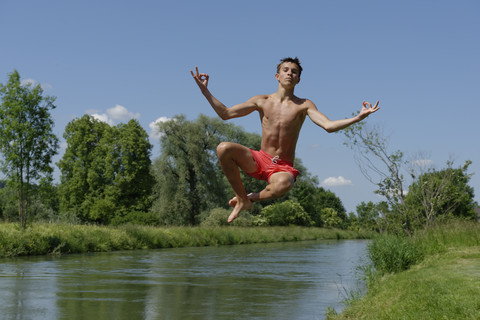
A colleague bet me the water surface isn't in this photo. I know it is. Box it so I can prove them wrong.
[0,240,368,320]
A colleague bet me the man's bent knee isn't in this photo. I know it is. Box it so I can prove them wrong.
[277,180,294,197]
[269,173,294,198]
[216,142,231,158]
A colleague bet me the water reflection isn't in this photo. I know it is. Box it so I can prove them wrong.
[0,240,368,320]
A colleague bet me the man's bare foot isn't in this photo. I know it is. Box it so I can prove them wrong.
[228,197,253,223]
[229,193,258,207]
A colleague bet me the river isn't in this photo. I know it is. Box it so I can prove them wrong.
[0,239,368,320]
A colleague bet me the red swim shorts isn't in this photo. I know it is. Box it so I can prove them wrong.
[245,149,300,183]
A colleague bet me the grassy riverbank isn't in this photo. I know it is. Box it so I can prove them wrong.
[328,220,480,320]
[0,223,371,258]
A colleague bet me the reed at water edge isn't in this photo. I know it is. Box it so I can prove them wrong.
[0,223,372,258]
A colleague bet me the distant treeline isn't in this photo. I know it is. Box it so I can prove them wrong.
[0,70,477,232]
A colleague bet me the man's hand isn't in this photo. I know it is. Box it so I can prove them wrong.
[358,100,380,120]
[190,66,209,93]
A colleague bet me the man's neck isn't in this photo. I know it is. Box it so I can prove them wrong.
[275,84,296,101]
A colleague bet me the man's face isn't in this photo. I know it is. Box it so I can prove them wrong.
[276,62,301,87]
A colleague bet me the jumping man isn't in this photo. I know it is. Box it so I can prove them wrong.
[191,57,380,223]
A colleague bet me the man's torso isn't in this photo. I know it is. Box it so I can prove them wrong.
[254,94,311,162]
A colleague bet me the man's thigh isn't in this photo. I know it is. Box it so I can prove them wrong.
[218,142,258,174]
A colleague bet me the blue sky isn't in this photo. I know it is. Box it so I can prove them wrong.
[1,0,479,213]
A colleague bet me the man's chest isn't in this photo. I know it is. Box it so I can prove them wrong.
[261,103,307,124]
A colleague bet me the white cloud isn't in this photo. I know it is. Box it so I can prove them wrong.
[320,176,353,187]
[91,113,114,126]
[88,105,140,126]
[149,116,172,140]
[106,104,140,121]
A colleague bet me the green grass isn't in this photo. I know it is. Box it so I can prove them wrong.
[0,223,371,258]
[328,220,480,320]
[367,233,425,275]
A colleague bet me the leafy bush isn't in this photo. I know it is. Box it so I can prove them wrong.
[260,200,314,226]
[200,208,231,227]
[89,198,116,224]
[320,208,343,228]
[200,207,253,227]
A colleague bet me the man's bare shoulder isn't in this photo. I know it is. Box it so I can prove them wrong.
[247,94,273,107]
[252,94,272,101]
[290,97,316,110]
[300,98,318,110]
[301,98,315,106]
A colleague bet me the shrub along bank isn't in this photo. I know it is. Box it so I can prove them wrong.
[0,223,371,258]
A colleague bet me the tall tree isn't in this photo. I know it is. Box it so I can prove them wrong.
[110,120,155,213]
[0,70,59,227]
[405,161,477,227]
[151,114,262,225]
[342,120,411,232]
[57,115,110,221]
[58,116,154,223]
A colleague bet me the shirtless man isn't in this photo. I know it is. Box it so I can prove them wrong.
[191,57,379,223]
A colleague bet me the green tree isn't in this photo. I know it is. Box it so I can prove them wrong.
[58,116,154,223]
[356,201,391,232]
[151,114,261,225]
[58,115,110,221]
[288,160,318,213]
[320,207,342,228]
[30,179,60,222]
[0,180,17,221]
[111,120,155,212]
[356,201,379,231]
[405,161,477,227]
[0,70,59,228]
[290,167,347,227]
[342,120,411,232]
[0,179,58,222]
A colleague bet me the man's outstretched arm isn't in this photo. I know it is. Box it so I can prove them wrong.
[191,66,259,120]
[307,100,380,133]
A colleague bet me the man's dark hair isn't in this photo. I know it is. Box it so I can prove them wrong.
[276,57,302,77]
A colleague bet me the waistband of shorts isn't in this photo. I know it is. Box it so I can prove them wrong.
[258,149,294,166]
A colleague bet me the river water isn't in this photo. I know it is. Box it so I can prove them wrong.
[0,239,368,320]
